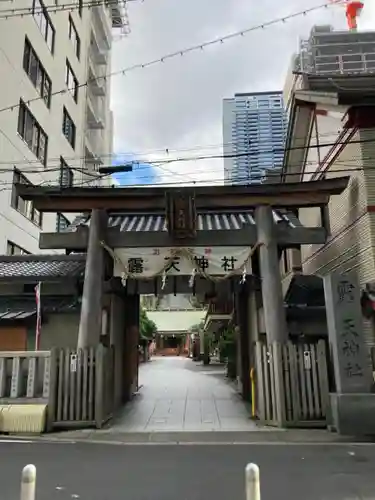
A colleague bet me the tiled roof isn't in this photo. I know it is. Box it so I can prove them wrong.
[0,297,80,319]
[65,210,302,233]
[0,255,86,279]
[0,310,35,320]
[148,310,206,333]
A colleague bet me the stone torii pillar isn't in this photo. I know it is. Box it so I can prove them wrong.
[77,209,108,348]
[255,205,288,344]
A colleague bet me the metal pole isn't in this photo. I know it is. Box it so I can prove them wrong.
[245,463,260,500]
[20,464,36,500]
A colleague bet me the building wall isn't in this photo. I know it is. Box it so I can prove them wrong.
[223,98,235,184]
[222,92,287,185]
[39,312,80,350]
[298,128,375,346]
[0,0,115,255]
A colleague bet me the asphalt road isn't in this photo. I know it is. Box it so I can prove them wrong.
[2,440,375,500]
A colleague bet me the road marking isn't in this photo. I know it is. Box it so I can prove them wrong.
[0,439,34,443]
[0,438,77,445]
[1,437,375,447]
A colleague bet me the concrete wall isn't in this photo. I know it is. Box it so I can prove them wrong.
[39,312,80,350]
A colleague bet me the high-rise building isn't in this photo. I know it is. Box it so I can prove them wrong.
[0,0,128,253]
[223,92,287,185]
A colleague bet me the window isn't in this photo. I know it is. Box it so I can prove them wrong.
[62,108,76,148]
[11,169,43,227]
[68,16,80,59]
[56,213,71,232]
[17,101,48,166]
[60,157,74,187]
[23,38,51,107]
[65,61,78,102]
[7,241,31,256]
[32,0,55,52]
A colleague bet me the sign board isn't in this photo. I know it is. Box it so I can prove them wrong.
[303,351,311,370]
[70,354,77,373]
[114,247,250,278]
[323,271,372,393]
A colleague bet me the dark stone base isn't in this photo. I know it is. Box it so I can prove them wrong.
[329,393,375,436]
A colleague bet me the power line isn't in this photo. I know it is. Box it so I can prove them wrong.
[0,161,372,194]
[0,126,351,167]
[0,0,136,20]
[0,129,368,172]
[0,156,364,181]
[0,1,337,115]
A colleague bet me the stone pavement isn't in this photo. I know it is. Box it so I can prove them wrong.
[111,356,262,432]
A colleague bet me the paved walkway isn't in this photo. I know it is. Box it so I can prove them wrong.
[111,356,261,432]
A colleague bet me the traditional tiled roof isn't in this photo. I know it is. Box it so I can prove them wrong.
[0,296,80,321]
[0,255,86,280]
[65,209,302,233]
[148,310,206,333]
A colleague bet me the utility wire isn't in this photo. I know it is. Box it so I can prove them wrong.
[0,0,135,19]
[0,1,338,115]
[0,126,351,167]
[1,132,371,173]
[0,158,366,182]
[2,162,374,193]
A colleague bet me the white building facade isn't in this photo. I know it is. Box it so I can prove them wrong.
[0,0,126,254]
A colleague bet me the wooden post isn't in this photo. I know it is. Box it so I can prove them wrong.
[255,206,288,344]
[46,348,58,432]
[123,295,140,402]
[95,344,105,428]
[236,287,251,402]
[77,209,107,348]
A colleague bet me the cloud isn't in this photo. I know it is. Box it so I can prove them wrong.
[110,0,374,186]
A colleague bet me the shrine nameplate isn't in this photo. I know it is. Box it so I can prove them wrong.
[165,191,197,239]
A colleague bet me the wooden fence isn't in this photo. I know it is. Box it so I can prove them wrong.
[254,340,329,427]
[0,345,114,431]
[47,345,114,431]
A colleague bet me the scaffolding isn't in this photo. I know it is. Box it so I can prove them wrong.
[296,25,375,76]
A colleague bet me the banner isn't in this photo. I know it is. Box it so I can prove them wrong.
[35,282,42,350]
[114,247,250,278]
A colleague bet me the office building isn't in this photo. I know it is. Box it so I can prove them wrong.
[0,0,128,253]
[223,92,287,184]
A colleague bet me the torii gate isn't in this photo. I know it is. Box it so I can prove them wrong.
[17,177,349,402]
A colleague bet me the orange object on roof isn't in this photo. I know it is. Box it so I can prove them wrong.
[346,1,364,29]
[329,0,364,30]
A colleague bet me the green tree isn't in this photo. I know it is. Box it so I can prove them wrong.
[139,308,157,339]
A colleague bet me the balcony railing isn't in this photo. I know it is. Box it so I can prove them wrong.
[86,87,105,129]
[91,5,111,50]
[300,51,375,75]
[88,57,106,96]
[85,129,104,164]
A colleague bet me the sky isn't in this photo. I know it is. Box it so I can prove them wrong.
[110,0,375,187]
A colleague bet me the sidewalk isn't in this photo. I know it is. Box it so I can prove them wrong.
[111,356,260,433]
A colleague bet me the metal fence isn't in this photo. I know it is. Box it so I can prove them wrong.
[254,340,329,427]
